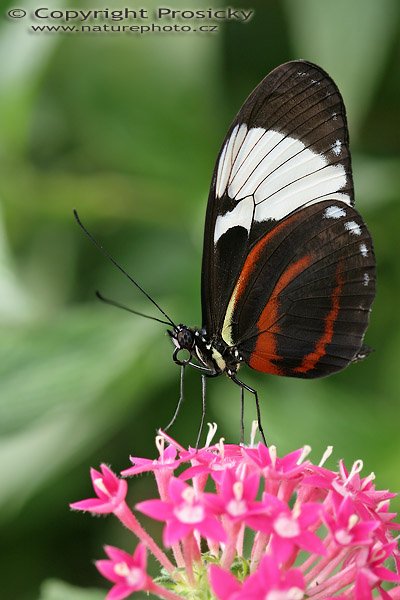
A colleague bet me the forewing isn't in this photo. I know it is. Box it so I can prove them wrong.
[227,200,376,378]
[202,60,354,336]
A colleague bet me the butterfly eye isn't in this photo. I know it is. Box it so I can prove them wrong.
[177,328,194,350]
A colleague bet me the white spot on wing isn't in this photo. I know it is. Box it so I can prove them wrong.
[363,273,370,286]
[229,127,268,196]
[214,196,253,243]
[332,140,342,156]
[216,124,249,199]
[216,124,239,198]
[324,205,346,219]
[216,140,228,198]
[344,221,362,236]
[214,126,352,238]
[360,243,368,257]
[231,124,248,162]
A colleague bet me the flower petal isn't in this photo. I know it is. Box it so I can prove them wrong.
[104,545,132,564]
[133,543,147,570]
[135,499,172,521]
[106,584,135,600]
[198,516,227,543]
[297,530,326,556]
[69,498,112,514]
[168,477,188,503]
[257,554,280,588]
[209,565,241,600]
[163,519,190,546]
[96,560,120,584]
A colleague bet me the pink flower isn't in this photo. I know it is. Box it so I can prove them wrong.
[210,555,305,600]
[70,464,127,514]
[243,554,305,599]
[72,427,400,600]
[324,492,378,547]
[96,544,149,600]
[180,442,244,483]
[268,501,326,562]
[207,467,261,521]
[136,476,226,546]
[209,565,242,600]
[121,440,183,478]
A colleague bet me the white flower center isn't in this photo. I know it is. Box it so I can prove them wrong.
[233,481,243,501]
[266,587,304,600]
[114,562,129,577]
[227,499,247,517]
[212,459,236,471]
[174,503,205,524]
[348,514,359,529]
[273,515,300,538]
[172,486,205,523]
[182,487,196,503]
[126,567,144,587]
[335,529,353,545]
[94,477,110,497]
[114,562,145,587]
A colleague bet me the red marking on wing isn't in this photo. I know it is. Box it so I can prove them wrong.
[234,211,303,305]
[294,266,345,374]
[249,255,312,374]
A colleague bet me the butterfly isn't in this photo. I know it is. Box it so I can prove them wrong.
[75,60,376,443]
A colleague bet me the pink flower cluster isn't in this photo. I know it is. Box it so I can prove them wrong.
[70,425,400,599]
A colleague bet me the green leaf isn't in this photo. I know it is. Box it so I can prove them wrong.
[39,579,105,600]
[0,306,172,517]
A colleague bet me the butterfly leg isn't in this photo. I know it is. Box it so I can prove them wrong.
[231,376,267,446]
[195,375,207,449]
[164,364,186,432]
[240,386,245,444]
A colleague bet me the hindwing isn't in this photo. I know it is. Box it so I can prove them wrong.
[225,200,375,377]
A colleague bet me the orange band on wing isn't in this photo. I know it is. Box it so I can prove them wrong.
[249,255,312,374]
[234,211,304,305]
[294,266,344,374]
[222,212,305,347]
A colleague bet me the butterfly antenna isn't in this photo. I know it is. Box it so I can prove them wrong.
[95,290,172,326]
[73,209,176,328]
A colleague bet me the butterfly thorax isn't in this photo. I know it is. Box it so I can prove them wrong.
[169,325,242,376]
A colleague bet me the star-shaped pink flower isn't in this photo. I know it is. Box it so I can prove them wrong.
[180,443,244,483]
[267,502,326,562]
[209,565,242,600]
[356,540,400,586]
[70,464,127,515]
[206,467,261,522]
[324,493,378,547]
[210,555,305,600]
[136,476,226,546]
[243,444,310,480]
[96,543,149,600]
[121,443,183,477]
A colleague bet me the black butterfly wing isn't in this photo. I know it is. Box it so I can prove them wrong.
[201,60,375,377]
[228,200,375,377]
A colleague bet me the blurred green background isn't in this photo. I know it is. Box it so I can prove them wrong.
[1,0,400,598]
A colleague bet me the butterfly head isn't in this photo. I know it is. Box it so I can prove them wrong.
[168,325,196,366]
